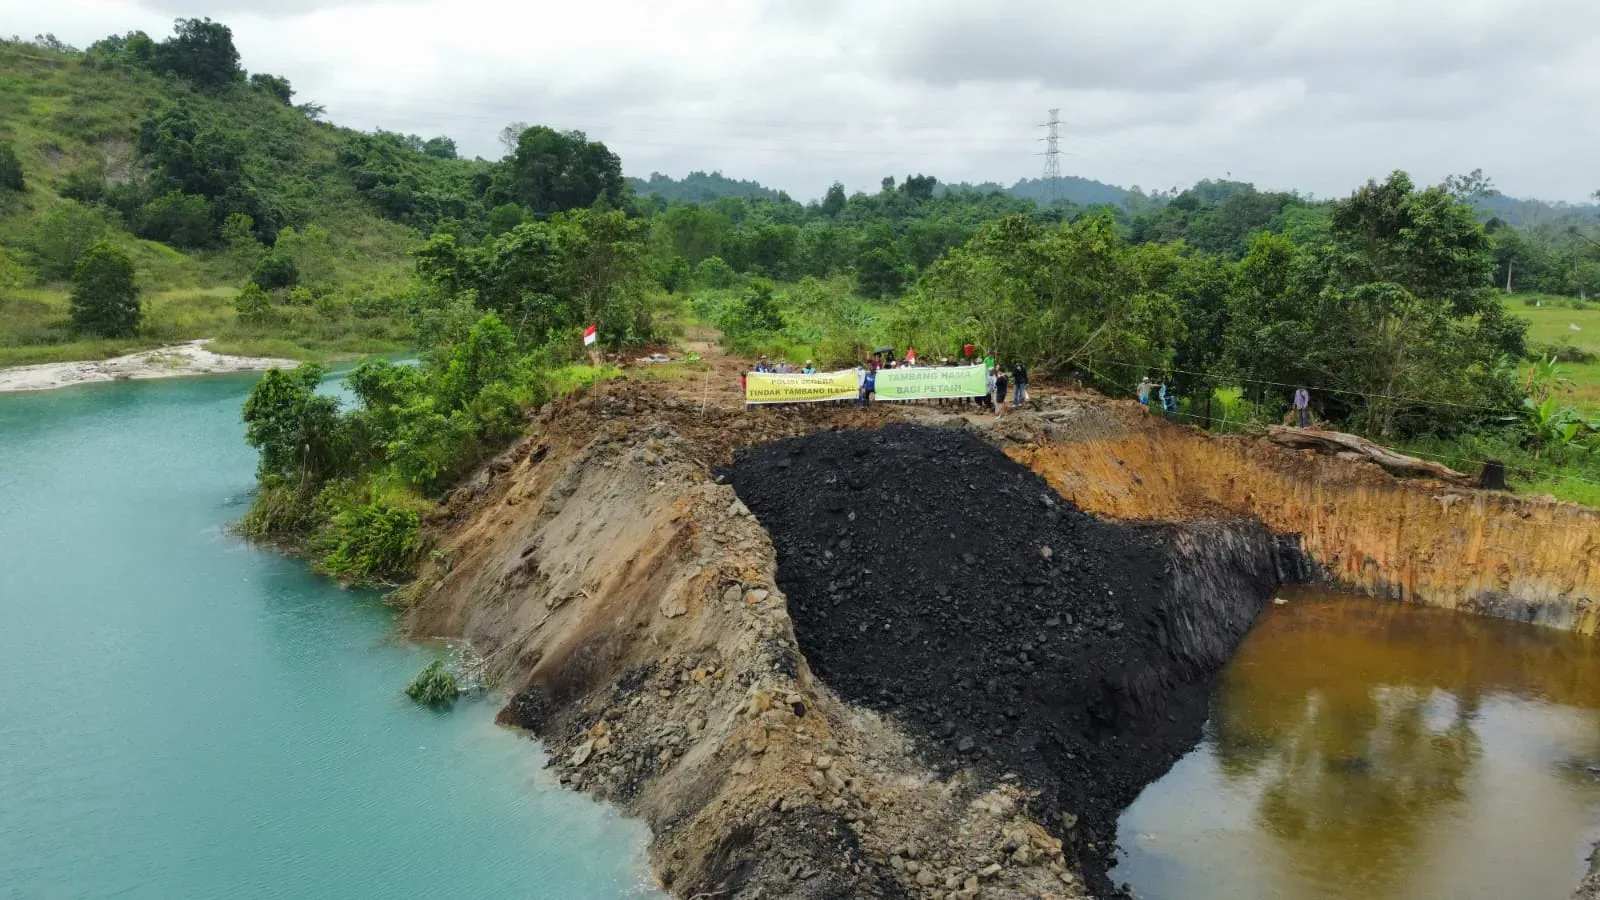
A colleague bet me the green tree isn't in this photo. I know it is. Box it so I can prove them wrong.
[234,282,272,324]
[716,279,784,350]
[485,203,525,237]
[855,244,908,299]
[821,182,846,218]
[26,202,110,280]
[0,142,22,192]
[249,73,293,104]
[438,314,517,411]
[658,255,691,293]
[222,212,262,274]
[422,136,458,160]
[138,190,215,247]
[506,126,626,214]
[69,241,140,337]
[150,17,244,89]
[1224,172,1525,437]
[251,251,298,290]
[695,255,736,288]
[654,204,730,265]
[241,364,346,483]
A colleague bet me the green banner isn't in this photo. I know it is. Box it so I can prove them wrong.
[874,365,988,401]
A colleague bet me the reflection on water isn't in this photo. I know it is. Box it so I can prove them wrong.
[1115,587,1600,900]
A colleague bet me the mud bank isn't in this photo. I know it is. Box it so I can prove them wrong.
[999,402,1600,634]
[726,425,1305,894]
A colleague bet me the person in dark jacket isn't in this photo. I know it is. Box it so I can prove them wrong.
[1010,361,1029,405]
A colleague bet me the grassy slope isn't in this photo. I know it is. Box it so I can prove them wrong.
[1504,294,1600,415]
[0,42,418,364]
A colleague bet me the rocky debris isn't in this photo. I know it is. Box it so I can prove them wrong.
[726,423,1290,894]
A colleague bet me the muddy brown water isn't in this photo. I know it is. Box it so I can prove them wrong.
[1114,586,1600,900]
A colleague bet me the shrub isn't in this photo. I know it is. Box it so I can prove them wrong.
[69,241,140,337]
[58,168,104,204]
[0,143,25,192]
[138,190,216,248]
[1529,340,1597,365]
[25,201,109,280]
[695,255,736,288]
[234,282,273,324]
[237,477,320,539]
[404,659,459,705]
[387,400,475,490]
[318,492,428,582]
[251,251,299,290]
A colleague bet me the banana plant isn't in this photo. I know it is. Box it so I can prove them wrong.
[1523,394,1587,459]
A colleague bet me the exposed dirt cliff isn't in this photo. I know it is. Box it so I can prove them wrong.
[1000,399,1600,634]
[402,382,1093,898]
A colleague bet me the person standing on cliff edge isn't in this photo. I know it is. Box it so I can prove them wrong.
[1294,387,1310,428]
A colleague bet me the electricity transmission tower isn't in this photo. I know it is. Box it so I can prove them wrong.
[1041,109,1062,204]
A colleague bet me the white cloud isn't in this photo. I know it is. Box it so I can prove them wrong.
[4,0,1596,201]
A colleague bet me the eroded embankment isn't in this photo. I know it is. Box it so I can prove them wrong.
[726,424,1306,894]
[401,386,1099,899]
[998,403,1600,634]
[397,378,1600,899]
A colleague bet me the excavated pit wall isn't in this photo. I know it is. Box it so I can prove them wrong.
[999,403,1600,635]
[397,384,1311,899]
[401,394,1102,899]
[397,381,1600,899]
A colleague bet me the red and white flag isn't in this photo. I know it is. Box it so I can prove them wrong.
[582,324,598,346]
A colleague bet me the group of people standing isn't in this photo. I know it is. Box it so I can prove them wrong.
[752,356,816,375]
[1137,375,1314,427]
[1136,376,1179,417]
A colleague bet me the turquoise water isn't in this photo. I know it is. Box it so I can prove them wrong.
[0,374,659,899]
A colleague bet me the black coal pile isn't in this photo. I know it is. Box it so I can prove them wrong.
[725,423,1285,895]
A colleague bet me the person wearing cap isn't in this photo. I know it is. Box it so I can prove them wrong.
[755,355,772,373]
[802,360,816,375]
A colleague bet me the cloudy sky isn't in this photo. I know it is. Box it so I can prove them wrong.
[7,0,1598,202]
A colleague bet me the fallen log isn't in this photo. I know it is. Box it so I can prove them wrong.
[1265,425,1475,486]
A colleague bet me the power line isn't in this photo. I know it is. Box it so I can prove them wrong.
[1041,109,1062,205]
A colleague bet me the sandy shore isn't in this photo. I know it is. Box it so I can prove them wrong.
[0,340,300,393]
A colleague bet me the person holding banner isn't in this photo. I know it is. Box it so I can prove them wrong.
[858,363,876,407]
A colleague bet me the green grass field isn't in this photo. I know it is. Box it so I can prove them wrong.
[1504,294,1600,415]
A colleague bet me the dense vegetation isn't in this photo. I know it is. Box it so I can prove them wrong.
[6,19,1600,557]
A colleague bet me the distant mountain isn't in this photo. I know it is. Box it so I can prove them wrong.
[1473,194,1599,229]
[1006,176,1140,209]
[627,171,782,203]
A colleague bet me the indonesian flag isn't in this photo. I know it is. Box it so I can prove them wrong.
[905,346,916,363]
[582,324,598,346]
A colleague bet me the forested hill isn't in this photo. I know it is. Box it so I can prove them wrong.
[627,171,782,203]
[1475,194,1600,229]
[633,169,1143,210]
[1004,175,1139,208]
[0,30,447,283]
